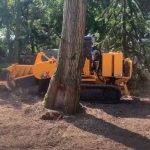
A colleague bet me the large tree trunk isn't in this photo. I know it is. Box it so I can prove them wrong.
[44,0,87,114]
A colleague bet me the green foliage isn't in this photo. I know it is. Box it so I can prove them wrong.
[0,0,63,60]
[0,0,150,73]
[23,0,63,51]
[86,0,110,39]
[98,0,146,52]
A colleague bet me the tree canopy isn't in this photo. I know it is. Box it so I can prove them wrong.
[0,0,150,70]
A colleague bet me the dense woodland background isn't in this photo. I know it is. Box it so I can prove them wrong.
[0,0,150,82]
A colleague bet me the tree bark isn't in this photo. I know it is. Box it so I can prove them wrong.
[2,0,11,57]
[44,0,87,114]
[12,0,21,62]
[122,0,128,57]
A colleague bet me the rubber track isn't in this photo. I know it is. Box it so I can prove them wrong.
[38,79,121,103]
[80,84,121,104]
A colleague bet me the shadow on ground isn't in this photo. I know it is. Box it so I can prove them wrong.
[83,97,150,119]
[66,112,150,150]
[0,87,150,150]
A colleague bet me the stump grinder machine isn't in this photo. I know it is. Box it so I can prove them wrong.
[0,37,132,103]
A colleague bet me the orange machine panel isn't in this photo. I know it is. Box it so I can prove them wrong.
[114,52,123,77]
[102,53,113,77]
[32,60,56,79]
[83,59,90,76]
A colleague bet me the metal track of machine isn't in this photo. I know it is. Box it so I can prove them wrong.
[80,84,121,103]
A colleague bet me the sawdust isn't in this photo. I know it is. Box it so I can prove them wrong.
[0,86,150,150]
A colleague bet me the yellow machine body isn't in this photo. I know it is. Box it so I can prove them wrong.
[82,52,132,95]
[32,52,56,79]
[5,51,132,96]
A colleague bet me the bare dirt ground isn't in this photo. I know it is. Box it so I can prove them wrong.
[0,84,150,150]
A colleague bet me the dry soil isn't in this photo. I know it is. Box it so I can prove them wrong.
[0,85,150,150]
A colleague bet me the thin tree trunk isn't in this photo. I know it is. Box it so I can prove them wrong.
[122,0,128,57]
[13,0,21,62]
[2,0,11,58]
[31,37,35,54]
[44,0,87,114]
